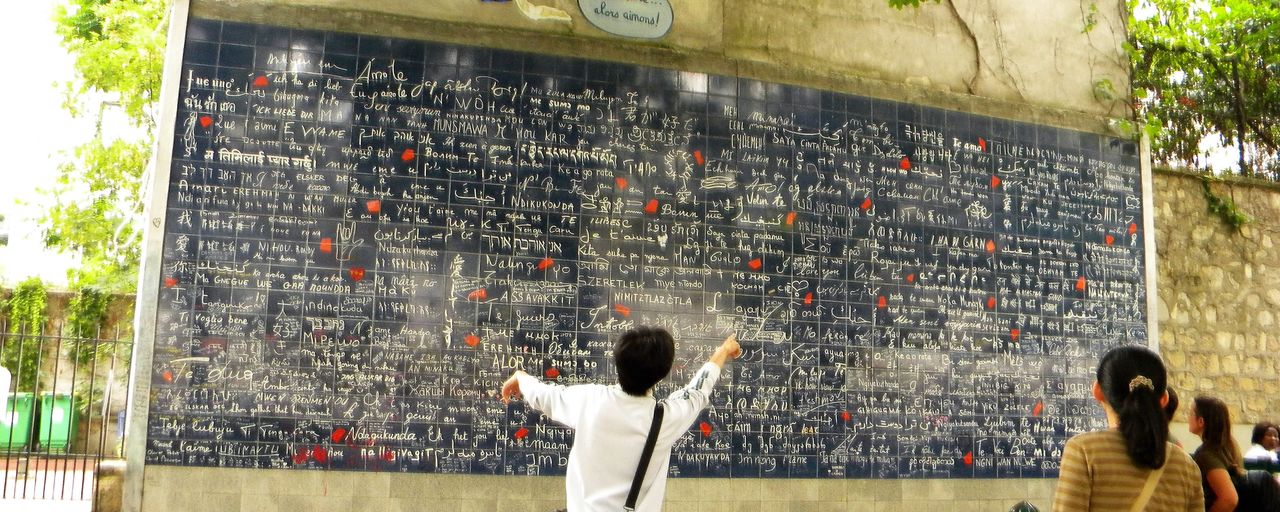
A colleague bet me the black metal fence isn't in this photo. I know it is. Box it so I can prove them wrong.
[0,323,131,506]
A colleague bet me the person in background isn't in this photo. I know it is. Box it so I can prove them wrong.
[500,328,741,512]
[1053,345,1203,511]
[1166,388,1183,447]
[1190,396,1240,511]
[1244,422,1280,469]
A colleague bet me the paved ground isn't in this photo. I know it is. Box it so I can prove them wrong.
[2,457,96,511]
[0,498,90,512]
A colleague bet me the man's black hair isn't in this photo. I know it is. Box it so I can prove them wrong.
[614,327,675,396]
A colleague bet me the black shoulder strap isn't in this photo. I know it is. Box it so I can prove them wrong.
[625,402,664,511]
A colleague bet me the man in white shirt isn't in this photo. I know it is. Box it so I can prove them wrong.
[500,327,741,512]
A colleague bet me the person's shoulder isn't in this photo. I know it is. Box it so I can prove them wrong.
[1191,446,1226,469]
[1167,445,1199,468]
[1068,429,1123,447]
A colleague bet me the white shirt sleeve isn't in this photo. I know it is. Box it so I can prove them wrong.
[515,372,594,429]
[660,362,721,431]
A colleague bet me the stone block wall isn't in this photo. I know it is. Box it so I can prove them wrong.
[1154,169,1280,424]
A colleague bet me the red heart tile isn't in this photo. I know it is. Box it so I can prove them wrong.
[963,452,973,465]
[253,75,269,88]
[860,198,872,210]
[312,446,328,463]
[1033,401,1044,417]
[199,115,213,128]
[644,199,659,215]
[1105,235,1115,245]
[693,150,704,165]
[747,258,762,270]
[1129,223,1138,235]
[401,149,415,162]
[613,304,631,317]
[785,211,797,226]
[1010,329,1020,340]
[841,411,851,422]
[319,238,333,253]
[899,157,911,170]
[978,138,987,151]
[514,427,529,440]
[545,368,560,379]
[699,422,712,437]
[990,175,1002,188]
[1075,276,1087,291]
[615,176,628,190]
[985,240,996,253]
[464,334,480,347]
[366,199,381,214]
[538,257,555,270]
[877,296,887,309]
[803,292,813,305]
[331,428,347,443]
[349,267,365,281]
[164,277,178,288]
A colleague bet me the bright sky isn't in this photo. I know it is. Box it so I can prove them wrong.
[0,3,130,290]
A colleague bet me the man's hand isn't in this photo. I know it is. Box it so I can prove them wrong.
[500,370,528,404]
[709,333,742,368]
[720,333,741,359]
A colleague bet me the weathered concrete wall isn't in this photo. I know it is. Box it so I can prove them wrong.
[134,0,1135,510]
[1155,169,1280,424]
[191,0,1131,130]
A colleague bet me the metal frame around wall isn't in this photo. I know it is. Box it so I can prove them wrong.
[120,1,1160,509]
[123,0,191,510]
[1140,134,1160,352]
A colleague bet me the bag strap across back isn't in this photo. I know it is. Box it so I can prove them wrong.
[625,402,664,512]
[1130,444,1174,512]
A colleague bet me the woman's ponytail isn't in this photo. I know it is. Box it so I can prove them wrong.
[1097,346,1170,469]
[1116,376,1168,468]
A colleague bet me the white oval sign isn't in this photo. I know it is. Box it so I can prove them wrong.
[578,0,673,40]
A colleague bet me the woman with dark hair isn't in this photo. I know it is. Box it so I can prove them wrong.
[1054,345,1203,511]
[1191,396,1241,511]
[1244,421,1279,468]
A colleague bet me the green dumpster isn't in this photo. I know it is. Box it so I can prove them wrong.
[0,392,35,451]
[37,393,77,453]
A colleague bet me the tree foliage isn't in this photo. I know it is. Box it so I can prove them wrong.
[42,0,167,291]
[1129,0,1280,179]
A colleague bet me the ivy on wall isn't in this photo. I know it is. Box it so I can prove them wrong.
[2,278,49,392]
[1201,177,1252,230]
[888,0,940,8]
[66,287,111,364]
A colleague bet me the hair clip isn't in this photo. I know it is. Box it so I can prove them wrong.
[1128,375,1154,392]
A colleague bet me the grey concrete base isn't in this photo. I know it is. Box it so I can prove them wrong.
[97,459,127,512]
[141,466,1056,511]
